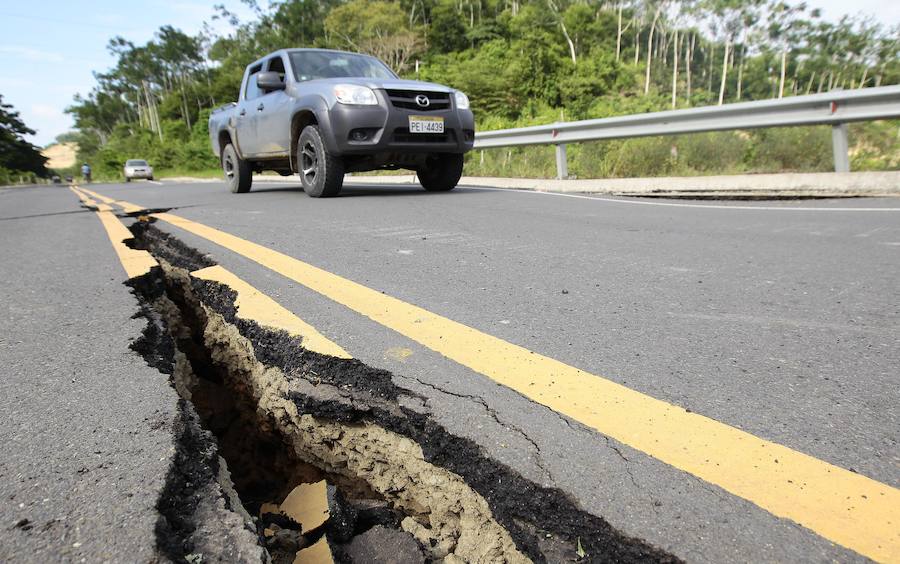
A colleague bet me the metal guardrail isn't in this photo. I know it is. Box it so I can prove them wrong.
[473,85,900,178]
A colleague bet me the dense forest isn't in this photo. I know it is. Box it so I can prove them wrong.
[65,0,900,179]
[0,95,49,184]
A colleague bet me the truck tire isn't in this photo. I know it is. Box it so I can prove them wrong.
[298,125,344,198]
[222,143,252,194]
[417,154,464,192]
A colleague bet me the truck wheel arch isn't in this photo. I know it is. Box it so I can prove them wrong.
[218,130,235,159]
[290,111,317,173]
[290,106,338,173]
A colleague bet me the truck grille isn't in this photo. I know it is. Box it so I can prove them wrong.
[385,90,451,112]
[392,128,456,144]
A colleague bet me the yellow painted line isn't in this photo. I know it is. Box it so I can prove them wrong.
[94,211,158,279]
[86,194,900,562]
[72,187,346,355]
[69,187,157,278]
[69,186,113,212]
[192,265,350,359]
[79,187,144,214]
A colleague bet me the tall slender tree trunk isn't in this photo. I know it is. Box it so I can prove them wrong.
[858,67,868,88]
[634,21,641,65]
[644,8,661,95]
[805,71,815,94]
[718,39,730,105]
[671,29,679,108]
[686,33,694,104]
[736,43,745,100]
[560,19,577,65]
[778,49,787,98]
[707,43,714,93]
[204,63,216,106]
[143,81,163,141]
[179,73,192,131]
[616,5,623,61]
[547,0,576,65]
[141,81,153,132]
[136,92,145,129]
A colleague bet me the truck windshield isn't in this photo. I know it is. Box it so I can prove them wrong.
[289,51,396,82]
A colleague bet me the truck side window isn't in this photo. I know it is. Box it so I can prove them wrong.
[259,56,286,95]
[267,56,286,81]
[245,63,263,100]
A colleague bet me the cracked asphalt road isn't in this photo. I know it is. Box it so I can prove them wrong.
[2,180,898,562]
[0,185,178,562]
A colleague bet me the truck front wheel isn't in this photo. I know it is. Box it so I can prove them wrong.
[417,154,464,192]
[298,125,344,198]
[222,143,252,194]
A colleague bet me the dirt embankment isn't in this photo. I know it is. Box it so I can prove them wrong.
[42,143,78,170]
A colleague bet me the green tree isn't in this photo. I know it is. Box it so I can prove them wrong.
[325,0,424,72]
[428,0,468,53]
[61,0,900,180]
[0,95,48,177]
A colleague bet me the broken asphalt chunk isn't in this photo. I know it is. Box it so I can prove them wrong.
[345,525,424,564]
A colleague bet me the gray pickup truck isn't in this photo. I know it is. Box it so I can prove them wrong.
[208,48,475,197]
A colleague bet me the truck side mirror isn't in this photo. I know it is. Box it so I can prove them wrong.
[257,71,286,91]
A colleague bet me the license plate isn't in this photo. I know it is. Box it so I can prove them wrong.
[408,116,444,134]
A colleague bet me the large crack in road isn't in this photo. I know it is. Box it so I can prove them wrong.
[123,218,678,563]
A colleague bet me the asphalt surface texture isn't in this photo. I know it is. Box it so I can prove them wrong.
[2,179,898,562]
[0,185,178,561]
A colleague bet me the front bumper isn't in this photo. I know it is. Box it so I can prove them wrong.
[324,90,475,156]
[125,170,153,179]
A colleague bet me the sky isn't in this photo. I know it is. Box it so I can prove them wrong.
[1,0,897,147]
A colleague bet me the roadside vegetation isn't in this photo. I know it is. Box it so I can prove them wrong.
[63,0,900,181]
[0,95,48,185]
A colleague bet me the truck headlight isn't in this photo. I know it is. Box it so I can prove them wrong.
[333,85,378,105]
[454,91,470,110]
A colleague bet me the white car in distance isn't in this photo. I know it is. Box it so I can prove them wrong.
[124,159,154,182]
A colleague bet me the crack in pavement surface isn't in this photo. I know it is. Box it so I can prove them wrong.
[93,186,888,563]
[9,183,888,563]
[123,219,679,563]
[396,373,556,485]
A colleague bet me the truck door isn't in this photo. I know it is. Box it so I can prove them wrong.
[236,63,264,157]
[255,55,292,156]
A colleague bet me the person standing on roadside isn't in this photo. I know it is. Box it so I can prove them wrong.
[81,163,92,183]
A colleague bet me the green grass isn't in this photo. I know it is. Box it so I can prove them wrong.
[464,124,900,179]
[75,121,898,184]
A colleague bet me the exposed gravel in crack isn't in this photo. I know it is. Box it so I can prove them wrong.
[127,273,268,563]
[155,400,267,564]
[127,220,681,563]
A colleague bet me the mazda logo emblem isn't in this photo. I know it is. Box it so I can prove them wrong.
[415,94,430,107]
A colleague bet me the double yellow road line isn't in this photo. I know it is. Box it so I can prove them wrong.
[73,186,900,562]
[70,186,156,278]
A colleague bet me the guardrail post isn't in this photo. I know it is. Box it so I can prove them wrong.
[831,123,850,173]
[555,144,568,179]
